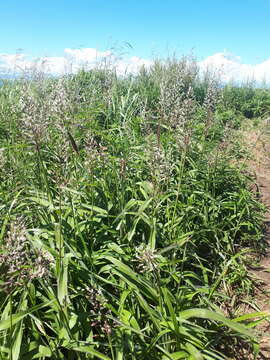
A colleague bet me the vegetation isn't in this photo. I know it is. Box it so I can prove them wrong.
[0,57,269,359]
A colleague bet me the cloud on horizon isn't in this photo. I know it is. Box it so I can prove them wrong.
[0,48,153,77]
[0,48,270,83]
[199,52,270,83]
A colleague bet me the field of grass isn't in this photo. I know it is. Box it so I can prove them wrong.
[0,57,270,359]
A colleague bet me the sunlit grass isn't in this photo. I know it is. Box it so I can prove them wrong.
[0,58,269,359]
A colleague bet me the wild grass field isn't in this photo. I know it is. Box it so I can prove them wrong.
[0,57,270,359]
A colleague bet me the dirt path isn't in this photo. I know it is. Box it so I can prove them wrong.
[242,119,270,358]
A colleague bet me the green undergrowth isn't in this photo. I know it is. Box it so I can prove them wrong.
[0,59,269,359]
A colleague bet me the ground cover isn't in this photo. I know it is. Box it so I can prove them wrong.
[0,59,270,359]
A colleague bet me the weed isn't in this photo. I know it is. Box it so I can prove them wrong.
[0,57,269,359]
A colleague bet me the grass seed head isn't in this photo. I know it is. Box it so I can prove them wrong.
[0,220,54,292]
[159,57,198,129]
[85,286,114,336]
[135,244,159,273]
[146,135,173,184]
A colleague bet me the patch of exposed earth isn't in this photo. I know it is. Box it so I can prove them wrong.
[241,119,270,358]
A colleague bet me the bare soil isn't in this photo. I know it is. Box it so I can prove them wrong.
[242,119,270,358]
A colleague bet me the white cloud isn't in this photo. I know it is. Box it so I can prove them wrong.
[112,56,153,75]
[199,51,270,83]
[0,53,29,73]
[62,49,153,75]
[64,48,112,62]
[0,48,152,76]
[0,48,269,83]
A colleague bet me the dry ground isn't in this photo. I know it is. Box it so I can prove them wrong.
[241,119,270,358]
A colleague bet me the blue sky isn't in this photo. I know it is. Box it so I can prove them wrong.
[1,0,270,64]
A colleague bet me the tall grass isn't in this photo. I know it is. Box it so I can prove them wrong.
[0,57,269,359]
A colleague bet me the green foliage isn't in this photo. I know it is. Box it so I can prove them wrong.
[221,84,270,119]
[0,59,269,359]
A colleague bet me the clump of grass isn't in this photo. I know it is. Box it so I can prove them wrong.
[0,56,269,359]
